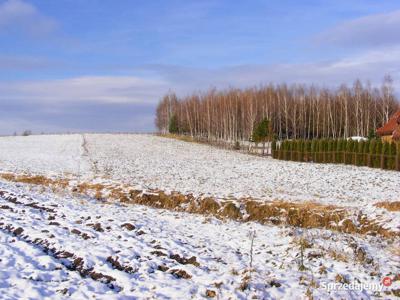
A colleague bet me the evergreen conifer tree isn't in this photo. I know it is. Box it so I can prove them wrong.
[299,140,304,162]
[357,141,364,166]
[388,142,396,170]
[333,139,337,163]
[363,140,370,166]
[271,140,277,159]
[375,139,383,168]
[396,142,400,171]
[252,118,270,155]
[168,114,179,134]
[341,139,346,163]
[311,140,317,162]
[382,142,390,169]
[368,139,376,168]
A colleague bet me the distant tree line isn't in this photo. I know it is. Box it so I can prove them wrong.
[155,76,399,141]
[272,138,400,171]
[11,130,32,136]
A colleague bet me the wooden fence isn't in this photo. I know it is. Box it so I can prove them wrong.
[161,134,272,156]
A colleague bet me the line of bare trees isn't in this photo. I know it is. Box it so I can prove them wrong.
[155,76,399,141]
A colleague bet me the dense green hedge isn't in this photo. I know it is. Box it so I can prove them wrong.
[271,139,400,171]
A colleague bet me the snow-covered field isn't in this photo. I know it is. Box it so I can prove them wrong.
[86,134,400,205]
[0,135,89,177]
[0,134,399,299]
[1,134,399,206]
[0,181,398,299]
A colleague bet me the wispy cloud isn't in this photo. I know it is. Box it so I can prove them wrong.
[0,100,157,135]
[0,76,169,104]
[0,0,57,36]
[1,45,399,107]
[1,45,399,134]
[315,9,400,48]
[1,2,399,135]
[148,46,400,96]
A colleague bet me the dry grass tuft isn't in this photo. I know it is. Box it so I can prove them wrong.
[77,183,105,194]
[238,274,251,291]
[375,201,400,212]
[245,200,347,231]
[1,173,69,189]
[220,202,242,219]
[328,250,348,262]
[335,273,350,284]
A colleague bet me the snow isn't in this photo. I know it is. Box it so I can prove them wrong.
[0,180,398,299]
[0,134,89,177]
[84,134,400,223]
[0,134,399,231]
[0,133,399,299]
[348,136,368,141]
[1,134,398,207]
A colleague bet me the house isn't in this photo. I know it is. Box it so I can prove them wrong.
[376,110,400,142]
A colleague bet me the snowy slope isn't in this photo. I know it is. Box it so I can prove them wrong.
[85,134,400,206]
[0,135,90,177]
[0,134,399,299]
[0,134,398,207]
[0,180,398,299]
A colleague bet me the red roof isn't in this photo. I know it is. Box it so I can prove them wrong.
[376,110,400,137]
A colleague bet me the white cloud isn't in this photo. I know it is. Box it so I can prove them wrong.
[316,9,400,48]
[1,46,400,109]
[2,42,400,108]
[0,76,170,104]
[0,0,57,36]
[150,47,400,96]
[0,45,399,135]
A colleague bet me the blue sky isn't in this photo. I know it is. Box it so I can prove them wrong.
[1,0,400,134]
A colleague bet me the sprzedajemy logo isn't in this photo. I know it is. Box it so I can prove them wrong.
[320,275,397,292]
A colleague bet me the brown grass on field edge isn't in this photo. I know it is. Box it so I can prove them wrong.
[157,133,198,144]
[1,173,69,188]
[0,172,398,239]
[375,201,400,212]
